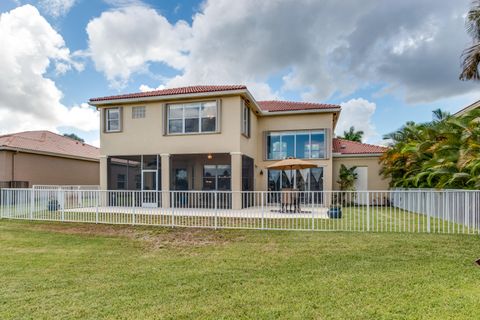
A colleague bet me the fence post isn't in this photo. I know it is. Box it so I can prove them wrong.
[95,191,99,224]
[465,192,469,234]
[366,192,370,232]
[30,188,34,220]
[311,192,315,230]
[214,192,218,230]
[60,190,65,222]
[171,192,175,228]
[427,192,431,233]
[0,189,4,218]
[132,192,136,226]
[261,192,265,230]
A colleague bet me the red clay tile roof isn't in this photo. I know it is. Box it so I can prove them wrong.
[0,131,99,160]
[89,85,247,102]
[333,138,387,155]
[258,100,341,112]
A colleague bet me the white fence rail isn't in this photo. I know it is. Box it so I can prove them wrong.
[0,188,479,234]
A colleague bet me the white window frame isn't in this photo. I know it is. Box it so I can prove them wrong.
[166,101,218,135]
[132,106,146,119]
[105,107,121,133]
[265,130,327,160]
[241,100,250,138]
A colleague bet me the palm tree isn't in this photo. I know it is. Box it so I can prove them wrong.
[460,0,480,80]
[340,126,364,142]
[380,108,480,189]
[337,164,358,191]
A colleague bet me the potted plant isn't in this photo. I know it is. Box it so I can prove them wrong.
[328,204,342,219]
[48,199,60,211]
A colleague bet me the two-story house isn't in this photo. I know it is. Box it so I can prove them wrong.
[89,85,387,208]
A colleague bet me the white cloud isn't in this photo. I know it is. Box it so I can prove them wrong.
[139,84,166,92]
[86,5,191,88]
[38,0,76,17]
[336,98,378,143]
[86,0,479,104]
[0,5,97,135]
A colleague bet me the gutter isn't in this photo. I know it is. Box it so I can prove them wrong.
[262,108,341,116]
[333,153,384,158]
[89,89,250,106]
[0,147,100,163]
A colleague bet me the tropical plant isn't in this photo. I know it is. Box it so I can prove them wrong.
[63,133,84,142]
[460,0,480,80]
[340,126,364,142]
[337,164,358,191]
[380,108,480,189]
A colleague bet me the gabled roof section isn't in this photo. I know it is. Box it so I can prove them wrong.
[89,85,247,103]
[258,100,341,112]
[0,131,99,161]
[333,138,387,156]
[454,99,480,117]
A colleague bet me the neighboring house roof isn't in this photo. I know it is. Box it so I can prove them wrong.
[333,138,387,156]
[0,131,99,161]
[89,85,247,102]
[454,99,480,117]
[257,100,340,112]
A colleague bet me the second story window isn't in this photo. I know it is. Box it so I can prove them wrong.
[167,101,217,134]
[241,101,250,137]
[132,106,145,119]
[105,108,121,132]
[266,130,326,160]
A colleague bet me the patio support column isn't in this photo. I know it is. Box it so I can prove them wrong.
[160,153,170,208]
[99,155,108,190]
[230,152,242,210]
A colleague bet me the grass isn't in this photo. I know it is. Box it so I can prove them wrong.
[1,219,480,319]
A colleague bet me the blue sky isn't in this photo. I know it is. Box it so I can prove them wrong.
[0,0,479,146]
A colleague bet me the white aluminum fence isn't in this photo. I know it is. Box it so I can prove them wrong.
[0,188,479,234]
[32,185,100,190]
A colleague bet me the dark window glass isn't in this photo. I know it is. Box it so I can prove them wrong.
[169,119,182,133]
[281,134,295,158]
[267,134,281,159]
[185,118,199,133]
[310,167,323,191]
[203,177,216,190]
[311,132,325,158]
[203,164,231,190]
[217,178,231,191]
[117,174,126,189]
[201,117,216,132]
[281,170,293,189]
[295,133,310,159]
[295,169,309,191]
[204,165,216,177]
[268,170,281,191]
[142,155,158,170]
[175,169,189,190]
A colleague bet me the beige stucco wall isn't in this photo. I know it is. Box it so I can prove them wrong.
[100,95,243,156]
[0,151,12,181]
[0,150,99,186]
[332,156,389,190]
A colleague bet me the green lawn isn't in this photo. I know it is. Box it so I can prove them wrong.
[1,219,479,319]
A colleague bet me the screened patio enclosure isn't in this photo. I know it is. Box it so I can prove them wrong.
[107,153,254,209]
[108,153,253,192]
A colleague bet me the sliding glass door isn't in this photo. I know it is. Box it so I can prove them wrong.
[267,167,324,191]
